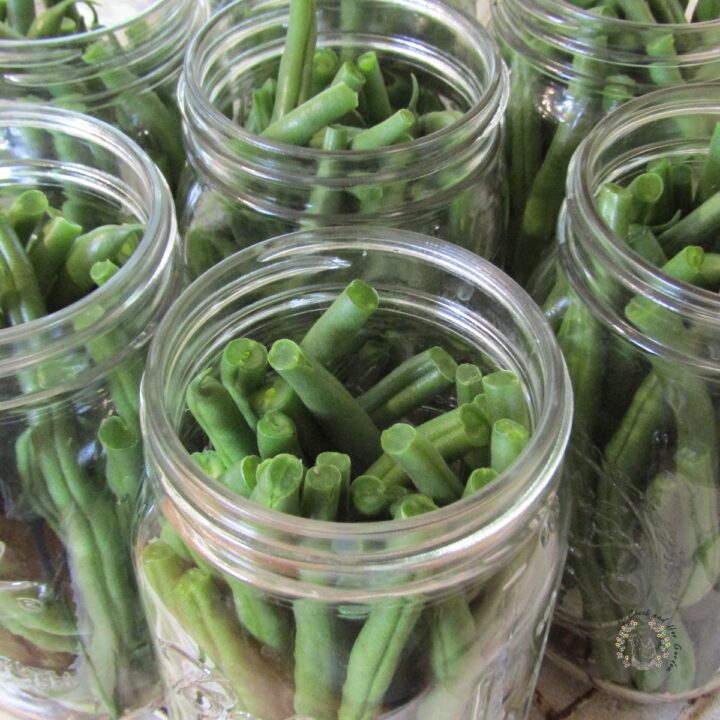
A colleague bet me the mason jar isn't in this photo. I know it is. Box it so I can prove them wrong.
[535,85,720,701]
[177,0,509,277]
[0,0,210,191]
[0,102,181,718]
[136,227,573,720]
[492,0,720,283]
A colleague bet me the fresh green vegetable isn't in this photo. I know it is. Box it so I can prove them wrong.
[541,129,720,694]
[0,185,152,714]
[149,279,536,718]
[501,0,720,283]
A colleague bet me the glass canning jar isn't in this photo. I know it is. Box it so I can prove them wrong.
[535,85,720,702]
[176,0,508,278]
[491,0,720,284]
[0,0,209,191]
[0,102,181,718]
[136,226,573,720]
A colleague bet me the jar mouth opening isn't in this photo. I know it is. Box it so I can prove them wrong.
[0,102,173,357]
[561,85,720,366]
[0,0,174,48]
[495,0,720,86]
[143,227,572,558]
[181,0,507,162]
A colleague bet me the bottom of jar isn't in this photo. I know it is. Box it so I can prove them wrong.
[0,672,164,720]
[544,644,720,705]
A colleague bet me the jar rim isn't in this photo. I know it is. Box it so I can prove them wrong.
[0,0,180,48]
[0,101,175,364]
[180,0,507,162]
[142,227,572,581]
[494,0,720,87]
[561,84,720,365]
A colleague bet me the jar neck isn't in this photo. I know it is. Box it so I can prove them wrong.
[179,0,508,217]
[0,103,180,409]
[142,228,572,599]
[0,0,208,110]
[493,0,720,93]
[560,84,720,374]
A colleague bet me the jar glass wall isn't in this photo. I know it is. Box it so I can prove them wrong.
[136,227,573,720]
[177,0,508,277]
[0,0,209,190]
[492,0,720,283]
[0,102,181,718]
[537,85,720,702]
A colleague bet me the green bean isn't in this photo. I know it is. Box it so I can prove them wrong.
[262,82,359,146]
[301,464,343,520]
[220,337,268,431]
[268,339,381,468]
[5,189,48,242]
[490,419,530,473]
[171,568,293,718]
[365,402,490,489]
[481,370,531,430]
[191,449,226,479]
[186,371,258,466]
[98,415,143,500]
[0,214,47,324]
[27,215,82,292]
[380,423,464,504]
[250,453,304,514]
[315,450,352,514]
[51,223,143,307]
[357,50,393,124]
[141,540,190,612]
[300,278,379,367]
[695,0,720,20]
[257,410,303,459]
[272,0,317,120]
[389,493,438,519]
[245,78,276,134]
[219,454,260,498]
[331,61,366,94]
[626,224,667,266]
[338,598,423,720]
[462,467,498,497]
[311,48,340,96]
[89,258,120,286]
[357,347,458,428]
[27,0,88,39]
[699,121,720,203]
[351,474,396,517]
[455,363,483,406]
[6,0,34,35]
[350,110,416,151]
[628,172,665,225]
[293,598,342,719]
[648,0,687,23]
[305,124,349,221]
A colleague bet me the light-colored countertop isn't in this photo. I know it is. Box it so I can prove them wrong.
[532,660,720,720]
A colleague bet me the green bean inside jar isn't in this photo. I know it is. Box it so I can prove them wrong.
[532,84,720,702]
[492,0,720,285]
[0,102,181,718]
[176,0,509,278]
[136,227,573,720]
[0,0,209,192]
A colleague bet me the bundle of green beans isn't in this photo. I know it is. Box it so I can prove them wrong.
[0,186,151,715]
[141,279,535,720]
[543,124,720,693]
[186,0,478,275]
[503,0,720,284]
[0,0,185,188]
